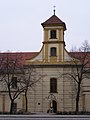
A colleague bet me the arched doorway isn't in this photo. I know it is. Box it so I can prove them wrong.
[48,94,57,113]
[52,100,57,113]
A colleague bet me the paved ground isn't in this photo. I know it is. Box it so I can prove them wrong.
[0,114,90,120]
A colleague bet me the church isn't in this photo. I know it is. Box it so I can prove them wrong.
[0,10,90,113]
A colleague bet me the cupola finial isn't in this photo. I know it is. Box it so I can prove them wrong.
[53,6,56,15]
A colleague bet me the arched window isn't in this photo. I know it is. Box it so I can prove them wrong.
[50,78,57,93]
[50,47,57,56]
[50,30,56,39]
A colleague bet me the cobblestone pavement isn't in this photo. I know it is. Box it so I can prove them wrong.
[0,115,90,120]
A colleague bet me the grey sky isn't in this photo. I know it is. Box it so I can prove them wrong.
[0,0,90,52]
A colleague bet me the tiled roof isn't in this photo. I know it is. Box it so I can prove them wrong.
[41,15,66,30]
[69,52,90,68]
[0,52,38,65]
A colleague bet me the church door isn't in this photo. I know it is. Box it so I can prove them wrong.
[53,100,57,113]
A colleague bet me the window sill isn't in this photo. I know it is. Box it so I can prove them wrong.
[49,38,57,39]
[50,92,58,93]
[50,56,57,57]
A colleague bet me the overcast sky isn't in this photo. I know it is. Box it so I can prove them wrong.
[0,0,90,52]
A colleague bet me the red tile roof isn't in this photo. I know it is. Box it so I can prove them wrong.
[69,52,90,68]
[0,52,38,65]
[41,15,66,30]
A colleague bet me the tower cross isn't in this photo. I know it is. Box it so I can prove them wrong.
[53,6,56,15]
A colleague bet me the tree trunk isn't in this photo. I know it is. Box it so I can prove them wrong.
[10,100,14,114]
[76,82,81,113]
[25,91,28,112]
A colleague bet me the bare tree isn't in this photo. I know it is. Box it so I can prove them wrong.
[65,40,90,113]
[0,53,25,114]
[0,53,45,114]
[20,66,45,112]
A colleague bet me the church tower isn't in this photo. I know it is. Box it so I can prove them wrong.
[41,10,66,63]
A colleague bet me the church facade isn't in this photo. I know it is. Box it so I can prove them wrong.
[0,12,90,113]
